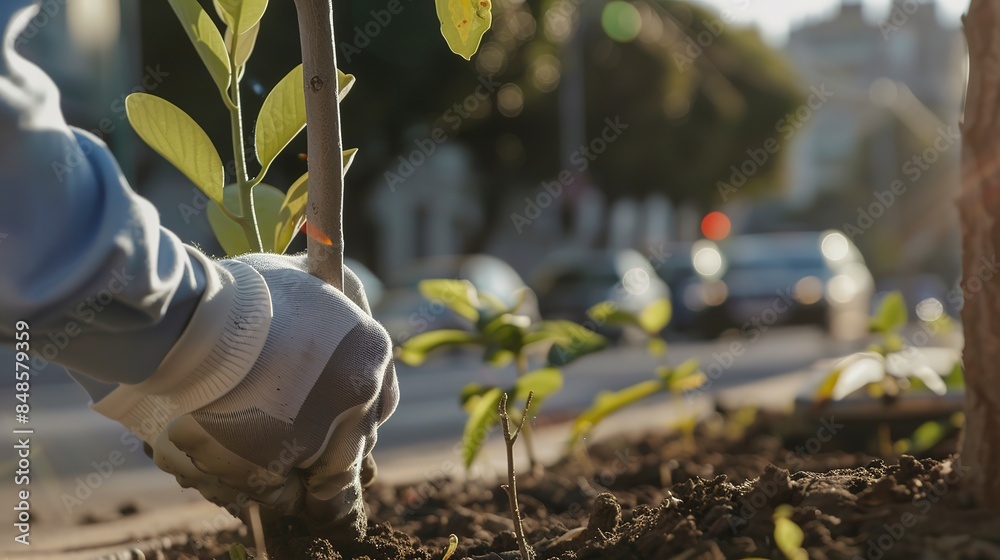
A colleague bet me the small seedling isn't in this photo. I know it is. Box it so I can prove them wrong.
[894,412,965,455]
[441,534,460,560]
[773,504,808,560]
[229,543,249,560]
[740,504,807,560]
[816,292,961,403]
[398,279,607,470]
[567,298,706,450]
[499,392,534,560]
[815,291,962,456]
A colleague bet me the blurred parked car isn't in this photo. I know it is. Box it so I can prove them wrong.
[653,240,725,334]
[698,231,874,340]
[531,249,670,337]
[374,254,538,343]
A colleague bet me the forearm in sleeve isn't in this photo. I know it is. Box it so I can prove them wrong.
[0,3,210,385]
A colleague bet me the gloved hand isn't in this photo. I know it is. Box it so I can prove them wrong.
[91,252,399,536]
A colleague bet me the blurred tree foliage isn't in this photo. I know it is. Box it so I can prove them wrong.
[138,0,801,254]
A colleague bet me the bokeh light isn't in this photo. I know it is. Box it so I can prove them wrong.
[498,84,525,117]
[602,1,642,43]
[701,211,731,240]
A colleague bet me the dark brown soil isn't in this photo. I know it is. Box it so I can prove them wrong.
[162,410,1000,560]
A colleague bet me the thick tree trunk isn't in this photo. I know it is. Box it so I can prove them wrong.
[958,0,1000,504]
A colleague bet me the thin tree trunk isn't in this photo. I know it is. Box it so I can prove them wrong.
[293,0,344,291]
[958,0,1000,503]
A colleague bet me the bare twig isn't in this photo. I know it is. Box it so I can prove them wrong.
[292,0,345,290]
[513,354,541,475]
[499,392,533,560]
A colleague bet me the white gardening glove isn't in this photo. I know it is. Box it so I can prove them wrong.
[91,251,399,536]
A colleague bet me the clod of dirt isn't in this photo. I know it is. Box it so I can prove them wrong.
[586,492,622,536]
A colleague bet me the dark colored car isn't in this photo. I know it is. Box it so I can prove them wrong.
[531,249,671,337]
[698,231,874,339]
[652,240,725,334]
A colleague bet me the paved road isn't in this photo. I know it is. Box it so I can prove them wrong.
[0,326,858,532]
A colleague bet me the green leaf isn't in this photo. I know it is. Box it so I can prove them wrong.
[397,330,481,366]
[461,387,503,467]
[482,313,529,346]
[272,150,355,253]
[339,70,356,99]
[460,383,497,410]
[274,172,308,254]
[229,543,248,560]
[638,298,672,334]
[483,347,514,367]
[514,368,563,404]
[774,516,807,560]
[814,369,840,402]
[207,183,285,255]
[908,420,948,453]
[435,0,492,60]
[657,359,707,393]
[442,534,459,560]
[167,0,231,97]
[538,321,607,367]
[569,380,664,447]
[126,93,223,206]
[419,280,480,322]
[213,0,267,35]
[342,147,359,174]
[943,362,964,389]
[871,291,907,334]
[255,64,306,177]
[587,301,638,327]
[647,338,667,357]
[225,19,261,72]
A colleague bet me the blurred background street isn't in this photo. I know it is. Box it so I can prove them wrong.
[0,0,974,548]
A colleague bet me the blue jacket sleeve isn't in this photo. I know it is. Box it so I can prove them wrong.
[0,3,208,385]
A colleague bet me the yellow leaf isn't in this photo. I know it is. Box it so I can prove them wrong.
[435,0,492,60]
[225,19,261,71]
[167,0,231,97]
[125,93,223,206]
[272,150,356,253]
[255,64,306,176]
[213,0,268,35]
